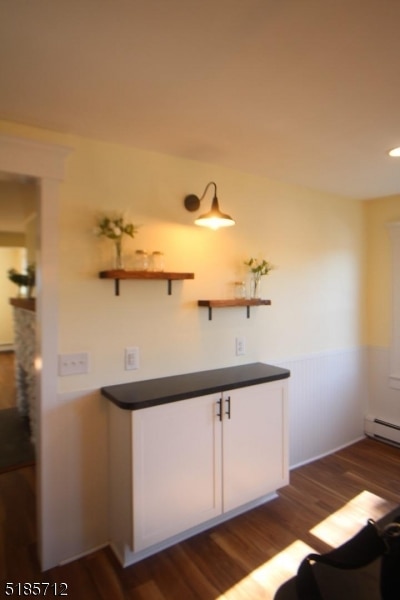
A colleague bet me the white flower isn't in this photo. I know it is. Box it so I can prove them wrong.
[95,214,138,241]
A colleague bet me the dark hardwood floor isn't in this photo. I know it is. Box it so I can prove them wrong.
[0,351,34,473]
[0,437,399,599]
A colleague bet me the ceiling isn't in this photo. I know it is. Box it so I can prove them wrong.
[1,0,400,199]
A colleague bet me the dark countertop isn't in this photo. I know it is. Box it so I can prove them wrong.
[101,362,290,410]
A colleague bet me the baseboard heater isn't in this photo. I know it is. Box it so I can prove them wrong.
[365,416,400,448]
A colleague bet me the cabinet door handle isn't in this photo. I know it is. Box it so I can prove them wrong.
[216,398,222,421]
[225,396,231,419]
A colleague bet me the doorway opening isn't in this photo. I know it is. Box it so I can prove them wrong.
[0,132,70,569]
[0,178,37,472]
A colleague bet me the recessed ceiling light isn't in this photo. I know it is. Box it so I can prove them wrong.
[388,147,400,157]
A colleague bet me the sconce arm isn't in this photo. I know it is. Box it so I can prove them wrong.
[184,181,217,212]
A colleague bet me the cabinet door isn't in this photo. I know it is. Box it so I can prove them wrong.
[222,382,288,513]
[132,394,222,551]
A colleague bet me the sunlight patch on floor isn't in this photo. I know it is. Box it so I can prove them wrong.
[216,540,315,600]
[214,492,397,599]
[310,490,396,547]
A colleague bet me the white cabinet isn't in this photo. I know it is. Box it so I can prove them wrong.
[132,394,222,551]
[108,379,288,565]
[222,382,288,513]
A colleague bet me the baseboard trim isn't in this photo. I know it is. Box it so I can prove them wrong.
[290,435,366,470]
[0,345,14,353]
[58,543,109,566]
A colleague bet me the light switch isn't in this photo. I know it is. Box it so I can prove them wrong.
[125,346,139,370]
[58,352,89,376]
[235,337,246,356]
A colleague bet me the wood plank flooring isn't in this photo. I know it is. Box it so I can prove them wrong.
[0,438,399,599]
[0,351,16,410]
[0,351,34,473]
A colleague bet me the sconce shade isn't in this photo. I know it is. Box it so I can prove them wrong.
[194,196,235,229]
[184,181,235,230]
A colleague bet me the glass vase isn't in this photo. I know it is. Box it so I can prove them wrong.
[250,275,262,299]
[113,239,124,270]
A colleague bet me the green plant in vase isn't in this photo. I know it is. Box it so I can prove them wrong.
[8,263,36,297]
[244,257,274,299]
[95,213,138,269]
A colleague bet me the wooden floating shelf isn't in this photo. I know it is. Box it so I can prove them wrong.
[198,299,271,320]
[99,270,195,296]
[9,297,36,312]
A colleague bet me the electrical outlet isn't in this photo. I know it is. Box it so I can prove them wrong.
[58,352,89,376]
[235,336,246,356]
[125,346,139,370]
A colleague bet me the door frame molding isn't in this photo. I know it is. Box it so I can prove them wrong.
[0,133,71,568]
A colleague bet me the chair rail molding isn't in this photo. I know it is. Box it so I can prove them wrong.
[386,221,400,389]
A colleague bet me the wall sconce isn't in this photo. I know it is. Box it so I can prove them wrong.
[184,181,235,230]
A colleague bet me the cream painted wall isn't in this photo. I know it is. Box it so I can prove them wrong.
[364,194,400,346]
[363,196,400,428]
[0,120,365,378]
[54,135,365,393]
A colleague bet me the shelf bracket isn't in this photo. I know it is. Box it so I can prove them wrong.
[198,298,270,320]
[99,271,194,296]
[208,306,251,319]
[114,278,172,295]
[204,305,253,320]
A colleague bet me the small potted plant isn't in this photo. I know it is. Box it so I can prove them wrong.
[244,257,274,298]
[94,213,138,269]
[8,263,36,298]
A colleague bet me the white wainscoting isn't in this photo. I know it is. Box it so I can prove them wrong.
[46,349,375,567]
[279,348,368,468]
[42,388,109,567]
